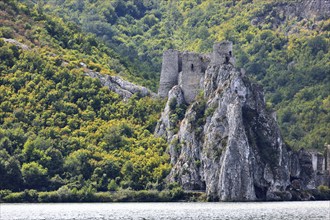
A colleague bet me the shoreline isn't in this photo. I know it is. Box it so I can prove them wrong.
[1,188,329,203]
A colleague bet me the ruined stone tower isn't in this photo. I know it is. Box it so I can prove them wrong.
[158,49,181,98]
[212,40,235,66]
[158,41,235,103]
[180,52,206,103]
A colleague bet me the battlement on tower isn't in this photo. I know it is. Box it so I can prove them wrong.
[158,41,235,103]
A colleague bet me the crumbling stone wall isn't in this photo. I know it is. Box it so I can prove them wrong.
[180,52,205,103]
[312,152,326,171]
[309,150,329,187]
[212,41,235,66]
[158,41,234,103]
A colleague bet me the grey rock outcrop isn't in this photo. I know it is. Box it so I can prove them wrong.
[85,70,154,100]
[2,38,30,50]
[155,85,185,143]
[155,41,330,201]
[250,0,330,29]
[290,0,330,20]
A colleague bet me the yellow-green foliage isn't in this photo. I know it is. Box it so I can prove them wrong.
[0,1,170,193]
[1,0,330,196]
[33,0,330,150]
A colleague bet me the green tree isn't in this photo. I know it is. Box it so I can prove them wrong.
[21,162,48,189]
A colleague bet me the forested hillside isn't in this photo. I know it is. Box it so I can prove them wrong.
[31,0,330,150]
[0,0,177,201]
[1,0,329,202]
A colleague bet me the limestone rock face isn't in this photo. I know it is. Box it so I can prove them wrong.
[2,38,30,50]
[251,0,330,29]
[292,0,330,19]
[155,41,329,201]
[155,86,185,143]
[85,70,154,100]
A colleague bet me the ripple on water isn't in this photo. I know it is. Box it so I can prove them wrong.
[1,201,329,220]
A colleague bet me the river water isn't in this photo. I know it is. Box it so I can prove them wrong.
[1,201,329,220]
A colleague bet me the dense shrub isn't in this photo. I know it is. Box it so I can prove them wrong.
[0,0,169,197]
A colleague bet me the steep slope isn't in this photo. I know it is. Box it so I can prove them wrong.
[0,0,170,195]
[26,0,330,150]
[155,41,329,201]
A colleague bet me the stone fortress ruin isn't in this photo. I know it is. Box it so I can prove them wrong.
[157,41,330,193]
[158,41,235,103]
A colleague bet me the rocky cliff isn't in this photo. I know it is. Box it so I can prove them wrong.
[251,0,330,29]
[85,70,155,100]
[155,41,329,201]
[285,0,330,20]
